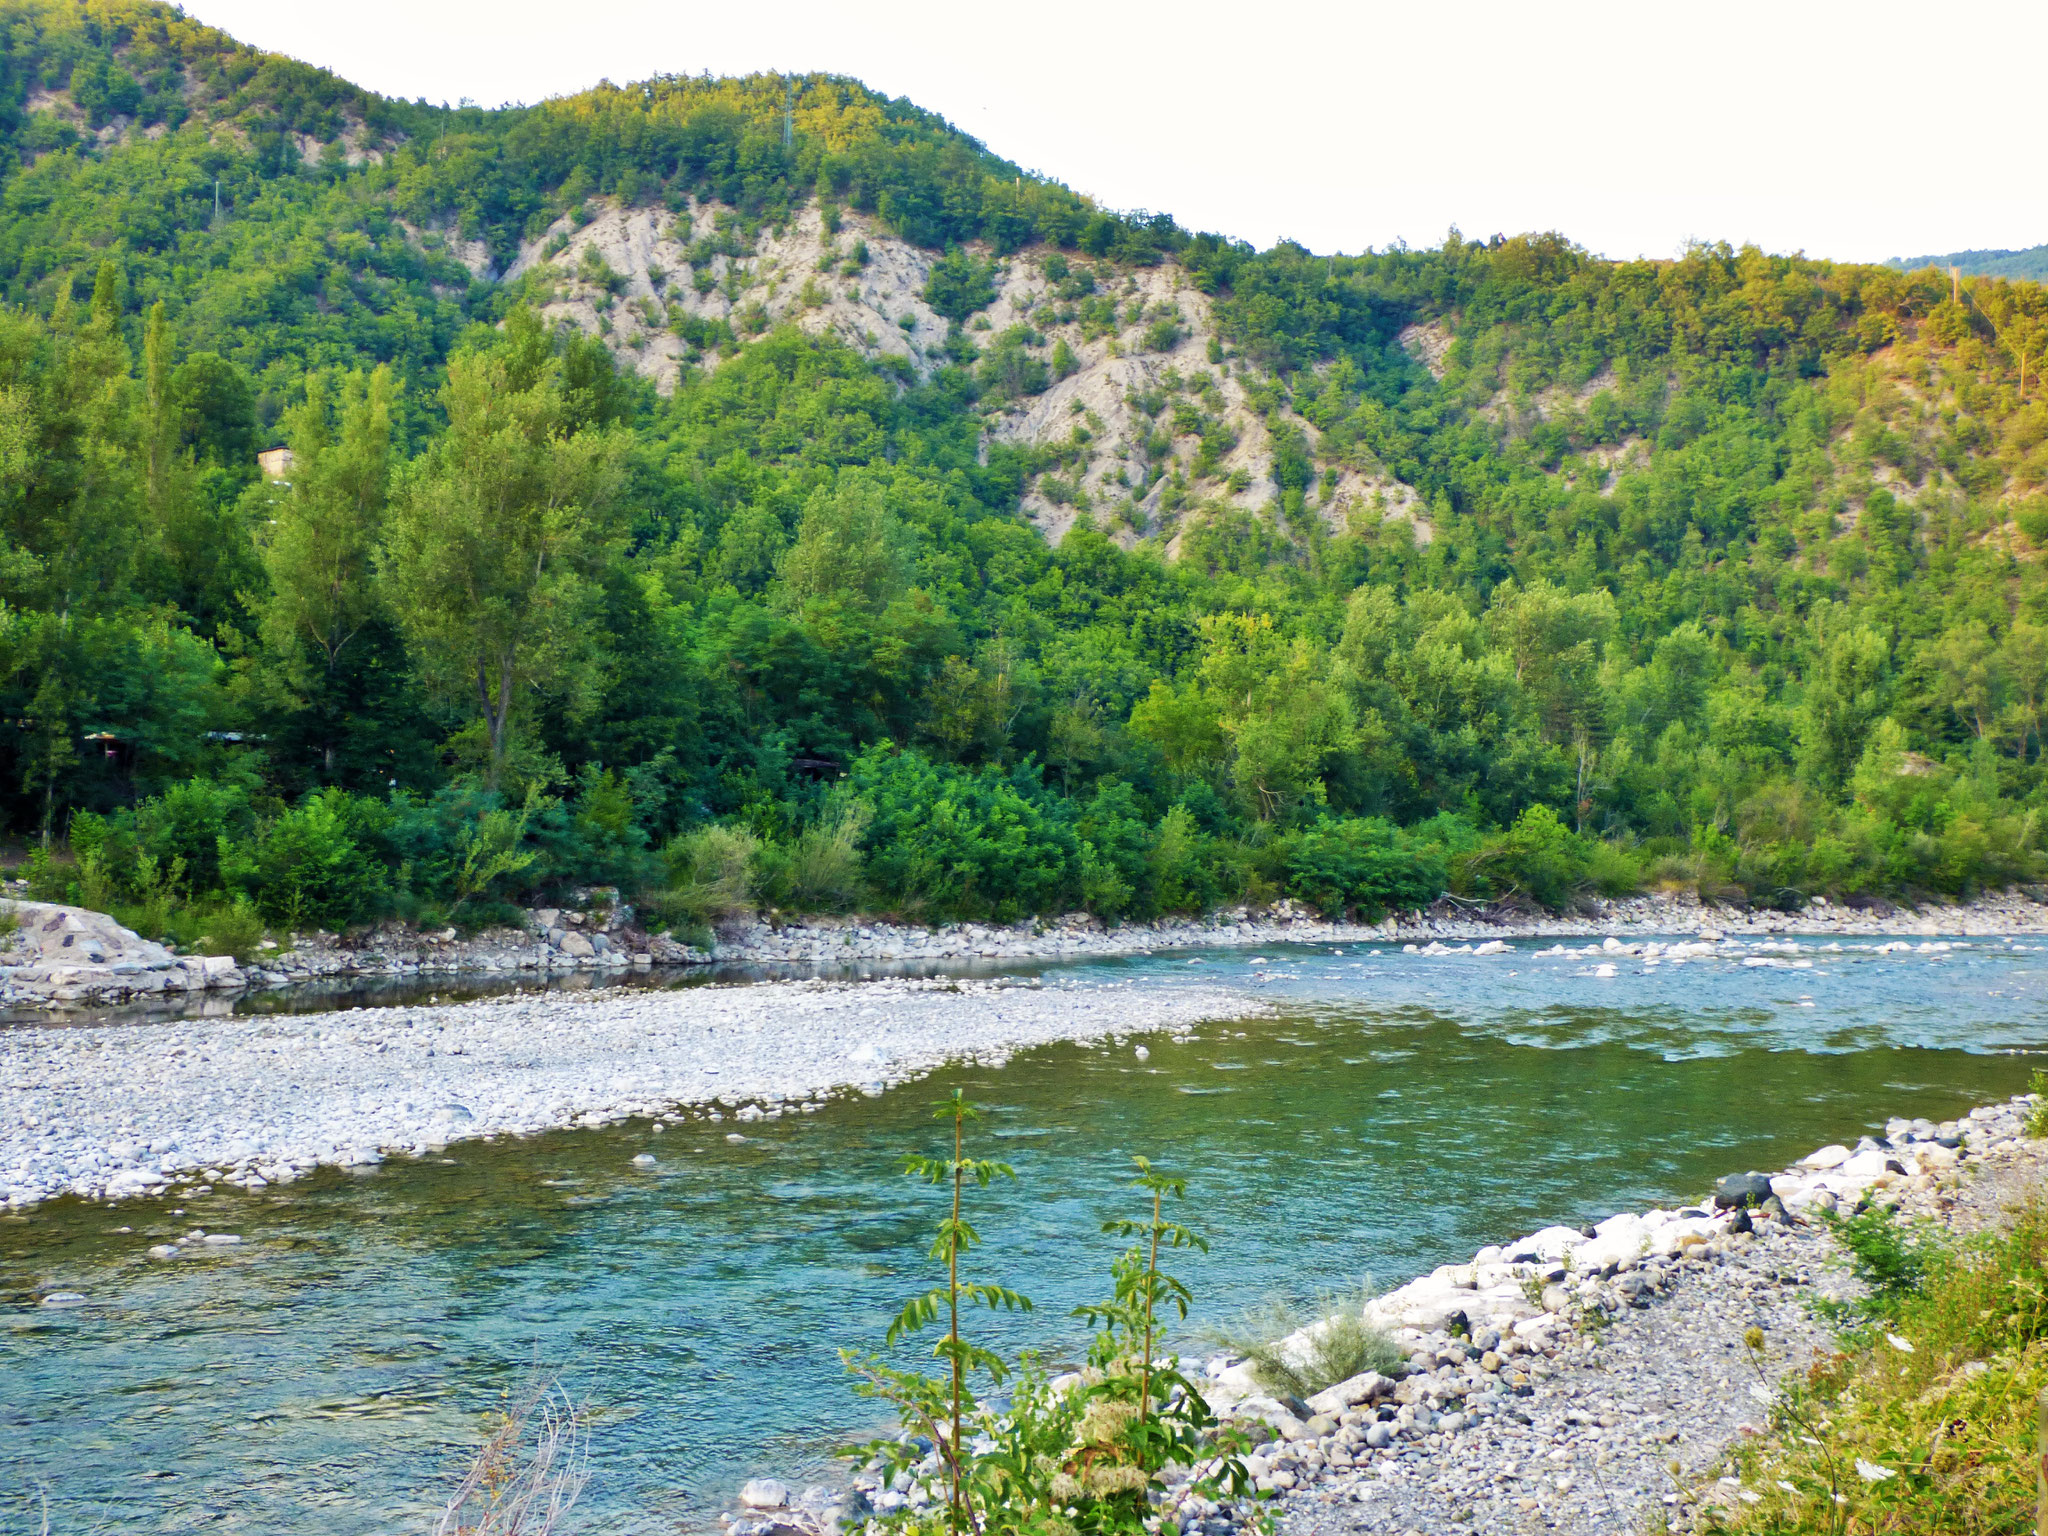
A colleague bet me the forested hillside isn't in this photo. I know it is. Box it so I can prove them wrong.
[7,0,2048,948]
[1890,246,2048,282]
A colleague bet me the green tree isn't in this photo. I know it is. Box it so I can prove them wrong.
[379,316,630,786]
[778,474,913,615]
[252,366,397,779]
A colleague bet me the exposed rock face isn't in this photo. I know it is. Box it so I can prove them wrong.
[0,901,242,1009]
[486,197,1434,555]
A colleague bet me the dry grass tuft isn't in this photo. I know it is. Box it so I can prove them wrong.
[435,1377,590,1536]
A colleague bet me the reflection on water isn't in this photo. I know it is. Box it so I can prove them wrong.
[4,938,2047,1533]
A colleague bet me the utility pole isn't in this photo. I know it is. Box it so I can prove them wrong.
[1952,264,1963,305]
[782,78,794,153]
[212,177,220,224]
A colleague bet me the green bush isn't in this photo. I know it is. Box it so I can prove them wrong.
[1147,804,1214,914]
[1280,816,1443,918]
[752,801,869,913]
[223,792,388,929]
[153,895,267,962]
[133,777,255,892]
[22,847,71,904]
[974,328,1049,401]
[651,822,759,928]
[1456,805,1594,908]
[849,744,1080,920]
[1814,1203,1932,1327]
[1141,315,1184,353]
[922,248,998,322]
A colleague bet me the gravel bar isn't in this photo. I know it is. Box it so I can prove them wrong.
[0,975,1267,1210]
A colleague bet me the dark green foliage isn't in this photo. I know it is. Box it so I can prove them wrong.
[849,744,1079,919]
[220,789,387,927]
[922,248,997,323]
[1280,816,1443,917]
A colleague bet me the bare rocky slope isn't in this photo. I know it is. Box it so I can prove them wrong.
[479,197,1432,554]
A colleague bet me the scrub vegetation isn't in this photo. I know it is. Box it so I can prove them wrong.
[843,1095,1256,1536]
[1714,1203,2048,1534]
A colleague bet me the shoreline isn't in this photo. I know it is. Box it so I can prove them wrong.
[1254,1092,2046,1536]
[761,1096,2045,1536]
[6,906,2046,1215]
[14,886,2048,1015]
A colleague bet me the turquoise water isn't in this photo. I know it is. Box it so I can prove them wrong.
[4,937,2046,1533]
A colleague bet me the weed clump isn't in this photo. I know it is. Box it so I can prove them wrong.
[1202,1285,1403,1400]
[843,1094,1258,1536]
[1714,1202,2048,1534]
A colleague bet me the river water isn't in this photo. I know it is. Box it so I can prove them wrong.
[5,936,2046,1533]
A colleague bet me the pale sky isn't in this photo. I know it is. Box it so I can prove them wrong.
[188,0,2044,265]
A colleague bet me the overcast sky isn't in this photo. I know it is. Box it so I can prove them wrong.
[186,0,2043,265]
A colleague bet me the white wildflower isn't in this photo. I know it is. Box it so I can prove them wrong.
[1854,1458,1896,1482]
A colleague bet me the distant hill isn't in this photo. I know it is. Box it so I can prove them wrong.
[1887,245,2048,281]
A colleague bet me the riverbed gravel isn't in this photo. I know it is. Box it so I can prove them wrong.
[0,975,1266,1210]
[1238,1100,2046,1536]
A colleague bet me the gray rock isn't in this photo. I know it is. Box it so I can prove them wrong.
[740,1478,790,1510]
[1714,1171,1775,1209]
[1305,1370,1386,1415]
[557,930,597,959]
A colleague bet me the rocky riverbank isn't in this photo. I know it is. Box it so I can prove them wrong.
[1239,1102,2036,1536]
[14,883,2048,1014]
[734,1096,2041,1536]
[701,885,2048,968]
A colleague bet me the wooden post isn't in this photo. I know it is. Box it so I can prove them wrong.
[2037,1387,2048,1536]
[1953,265,1964,306]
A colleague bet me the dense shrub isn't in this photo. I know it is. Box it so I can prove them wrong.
[1280,816,1444,918]
[222,791,388,928]
[850,743,1079,919]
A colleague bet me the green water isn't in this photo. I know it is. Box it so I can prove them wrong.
[3,939,2045,1533]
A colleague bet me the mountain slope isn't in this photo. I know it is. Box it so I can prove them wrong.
[8,0,2048,931]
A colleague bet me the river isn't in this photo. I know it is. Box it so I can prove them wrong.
[4,936,2044,1533]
